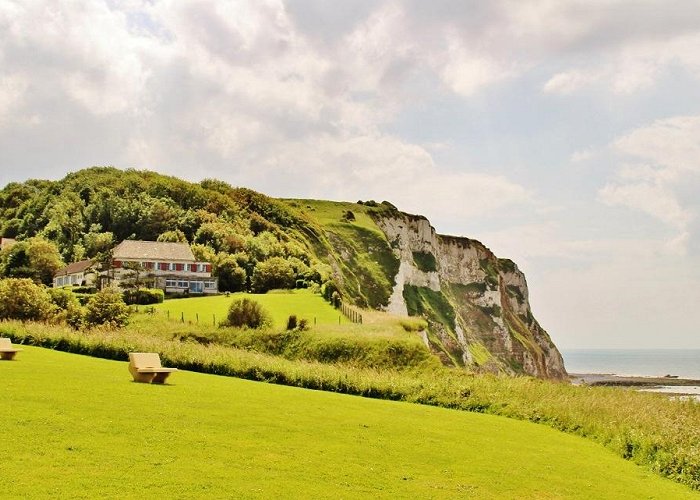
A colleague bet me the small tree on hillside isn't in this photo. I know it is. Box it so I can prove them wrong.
[48,287,84,329]
[216,254,247,292]
[0,278,54,321]
[84,287,129,328]
[251,257,295,292]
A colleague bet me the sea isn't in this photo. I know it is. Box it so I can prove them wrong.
[561,349,700,380]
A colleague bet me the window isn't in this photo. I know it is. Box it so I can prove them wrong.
[166,280,177,288]
[190,281,203,293]
[177,280,188,288]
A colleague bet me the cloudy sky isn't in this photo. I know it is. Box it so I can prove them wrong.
[1,0,699,349]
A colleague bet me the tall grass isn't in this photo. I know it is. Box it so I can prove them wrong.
[2,319,699,491]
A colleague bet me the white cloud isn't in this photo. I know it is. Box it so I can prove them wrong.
[439,31,516,97]
[543,31,700,95]
[544,70,599,95]
[598,115,700,254]
[570,148,595,162]
[0,74,27,126]
[598,182,690,233]
[614,115,700,175]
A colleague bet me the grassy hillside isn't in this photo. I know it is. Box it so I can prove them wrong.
[285,198,400,308]
[3,320,700,491]
[1,346,694,499]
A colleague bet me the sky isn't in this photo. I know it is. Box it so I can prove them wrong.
[1,0,699,349]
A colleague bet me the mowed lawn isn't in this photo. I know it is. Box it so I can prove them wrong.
[151,289,349,328]
[1,347,695,499]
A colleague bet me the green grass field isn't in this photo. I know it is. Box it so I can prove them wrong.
[152,289,350,328]
[1,346,695,499]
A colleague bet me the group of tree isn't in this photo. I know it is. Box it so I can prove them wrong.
[0,167,331,294]
[0,278,129,328]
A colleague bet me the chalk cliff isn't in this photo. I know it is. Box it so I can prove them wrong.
[375,212,567,380]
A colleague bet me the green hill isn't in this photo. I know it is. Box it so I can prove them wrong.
[0,167,562,378]
[1,346,694,499]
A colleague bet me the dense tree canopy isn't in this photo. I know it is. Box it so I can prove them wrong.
[0,167,329,293]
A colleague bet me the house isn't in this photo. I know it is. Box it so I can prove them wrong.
[53,260,97,288]
[0,237,16,250]
[109,240,217,294]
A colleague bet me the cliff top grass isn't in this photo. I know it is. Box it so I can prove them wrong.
[2,346,695,499]
[283,198,380,232]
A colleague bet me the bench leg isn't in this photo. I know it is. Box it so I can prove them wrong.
[0,352,17,361]
[132,372,155,383]
[151,372,171,384]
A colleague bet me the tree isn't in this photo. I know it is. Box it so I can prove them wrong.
[157,229,188,243]
[48,287,84,328]
[245,231,283,262]
[0,237,63,285]
[83,230,114,259]
[84,287,129,328]
[215,254,247,292]
[0,278,54,321]
[251,256,295,292]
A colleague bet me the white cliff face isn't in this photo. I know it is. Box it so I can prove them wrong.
[375,213,567,380]
[383,216,440,316]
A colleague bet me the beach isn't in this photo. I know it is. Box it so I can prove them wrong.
[570,373,700,399]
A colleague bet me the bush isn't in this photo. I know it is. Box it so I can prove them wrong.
[0,278,54,321]
[47,288,84,329]
[48,287,78,310]
[251,257,295,293]
[225,298,271,329]
[215,255,247,292]
[73,293,93,306]
[123,288,164,305]
[84,288,130,328]
[72,286,96,294]
[286,315,297,330]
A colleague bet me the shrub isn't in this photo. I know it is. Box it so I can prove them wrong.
[286,315,298,330]
[84,288,130,328]
[47,288,84,329]
[251,257,295,293]
[123,288,164,305]
[412,251,437,273]
[73,293,93,306]
[72,286,96,294]
[0,278,54,321]
[48,287,78,310]
[215,255,247,292]
[225,298,271,329]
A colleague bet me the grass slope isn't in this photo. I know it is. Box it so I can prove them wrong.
[151,289,349,328]
[1,346,695,499]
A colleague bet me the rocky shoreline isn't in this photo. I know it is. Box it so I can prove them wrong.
[571,373,700,388]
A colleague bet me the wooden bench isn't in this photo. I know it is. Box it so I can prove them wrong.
[0,338,22,360]
[128,352,178,384]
